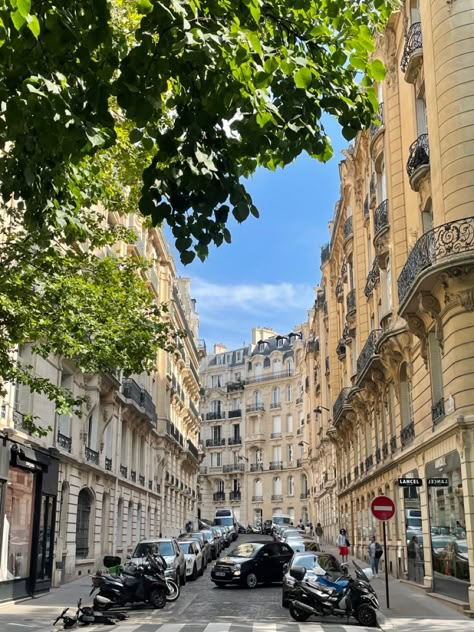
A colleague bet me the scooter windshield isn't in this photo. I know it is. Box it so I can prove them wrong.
[352,560,370,583]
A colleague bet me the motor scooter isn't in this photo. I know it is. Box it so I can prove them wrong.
[53,599,126,628]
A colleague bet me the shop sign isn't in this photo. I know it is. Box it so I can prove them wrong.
[427,477,449,487]
[397,477,422,487]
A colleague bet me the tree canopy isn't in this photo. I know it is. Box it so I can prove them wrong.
[0,0,393,422]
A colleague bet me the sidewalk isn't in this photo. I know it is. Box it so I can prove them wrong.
[322,542,471,631]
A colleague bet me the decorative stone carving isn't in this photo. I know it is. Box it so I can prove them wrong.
[405,312,428,365]
[354,176,363,207]
[457,288,474,312]
[384,26,398,89]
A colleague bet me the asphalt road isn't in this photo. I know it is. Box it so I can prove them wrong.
[1,534,374,632]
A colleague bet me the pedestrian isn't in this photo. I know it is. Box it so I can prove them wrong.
[315,522,324,551]
[368,535,383,577]
[337,528,350,563]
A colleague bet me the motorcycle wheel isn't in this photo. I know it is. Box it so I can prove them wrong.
[289,605,310,622]
[165,580,180,602]
[150,588,166,610]
[357,604,377,627]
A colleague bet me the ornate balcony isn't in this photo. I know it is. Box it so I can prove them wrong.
[346,289,356,315]
[374,199,389,239]
[333,387,351,424]
[228,437,242,445]
[246,404,265,413]
[223,463,245,473]
[206,438,225,447]
[398,217,474,308]
[406,133,429,191]
[271,432,282,439]
[246,369,294,385]
[122,378,156,427]
[370,103,384,139]
[230,491,241,501]
[199,466,208,475]
[120,464,128,478]
[390,435,397,453]
[272,494,283,501]
[105,457,113,471]
[307,339,320,353]
[213,492,225,502]
[335,278,344,302]
[187,439,199,459]
[370,173,376,206]
[343,216,353,241]
[269,461,283,471]
[270,402,282,410]
[130,470,137,482]
[148,479,153,490]
[364,259,380,299]
[382,442,389,459]
[296,397,303,405]
[85,446,99,465]
[228,409,242,418]
[139,474,145,486]
[364,194,369,219]
[321,242,330,264]
[432,398,445,424]
[206,411,226,420]
[250,463,264,472]
[354,465,359,479]
[375,448,381,464]
[400,421,415,447]
[227,380,245,393]
[356,329,382,384]
[252,495,263,502]
[57,432,72,452]
[365,455,374,470]
[401,22,423,83]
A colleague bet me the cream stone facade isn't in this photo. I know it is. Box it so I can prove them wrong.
[199,328,310,527]
[302,0,474,610]
[0,213,201,593]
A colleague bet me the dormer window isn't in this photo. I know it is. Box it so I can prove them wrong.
[258,342,266,352]
[277,338,284,348]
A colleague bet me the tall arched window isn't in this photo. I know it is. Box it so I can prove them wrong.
[137,503,143,541]
[126,501,134,546]
[254,479,262,497]
[255,362,263,378]
[101,492,110,553]
[400,364,414,429]
[273,477,282,496]
[287,476,294,497]
[301,475,308,496]
[272,358,282,375]
[76,488,93,559]
[254,390,262,406]
[116,498,123,549]
[272,387,281,406]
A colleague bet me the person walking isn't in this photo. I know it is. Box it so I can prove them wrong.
[337,528,350,563]
[368,535,383,577]
[315,523,324,551]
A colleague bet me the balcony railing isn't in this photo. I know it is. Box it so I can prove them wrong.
[354,465,359,479]
[364,259,380,299]
[333,387,351,423]
[370,103,384,138]
[365,455,373,470]
[375,448,381,464]
[370,173,376,199]
[148,479,153,490]
[335,278,344,301]
[271,432,282,439]
[199,466,208,475]
[57,432,72,452]
[187,439,199,459]
[296,397,303,405]
[321,242,330,264]
[250,463,264,472]
[296,458,302,467]
[336,339,346,361]
[296,427,304,436]
[307,339,320,353]
[228,409,242,418]
[227,380,245,393]
[269,461,283,470]
[230,491,241,501]
[206,411,226,420]
[407,133,429,180]
[122,378,157,426]
[130,470,137,482]
[382,442,389,459]
[252,495,263,502]
[105,457,112,471]
[401,22,422,73]
[245,369,294,385]
[120,464,128,478]
[357,329,382,379]
[374,199,389,237]
[272,494,283,501]
[228,437,242,445]
[85,446,99,465]
[189,400,200,420]
[246,404,265,413]
[400,421,415,447]
[300,492,308,499]
[206,438,225,447]
[139,474,145,486]
[346,289,356,314]
[270,402,282,410]
[398,217,474,305]
[432,398,445,424]
[223,463,245,473]
[213,492,225,502]
[343,215,353,240]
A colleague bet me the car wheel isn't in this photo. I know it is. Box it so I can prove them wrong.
[199,563,204,576]
[245,573,258,589]
[192,565,198,581]
[289,604,310,622]
[357,605,377,627]
[175,571,180,588]
[181,569,187,585]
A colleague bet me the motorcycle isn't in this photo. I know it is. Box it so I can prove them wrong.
[90,559,168,611]
[53,599,126,628]
[288,561,379,627]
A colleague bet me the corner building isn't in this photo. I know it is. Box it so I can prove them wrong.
[311,0,474,609]
[199,328,310,527]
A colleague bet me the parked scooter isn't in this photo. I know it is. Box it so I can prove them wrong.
[53,599,126,628]
[288,561,379,627]
[91,558,168,610]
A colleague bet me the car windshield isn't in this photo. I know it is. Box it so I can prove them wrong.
[179,543,192,554]
[230,543,263,558]
[214,516,234,527]
[201,530,213,540]
[132,541,174,558]
[291,554,319,570]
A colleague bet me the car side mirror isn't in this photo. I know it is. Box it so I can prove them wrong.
[290,566,306,581]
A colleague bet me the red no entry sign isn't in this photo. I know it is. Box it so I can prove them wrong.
[371,495,395,521]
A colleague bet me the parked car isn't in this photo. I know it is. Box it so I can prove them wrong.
[280,528,305,542]
[211,541,293,589]
[186,532,211,566]
[130,538,186,586]
[179,540,204,580]
[282,551,346,607]
[199,529,218,561]
[285,537,305,553]
[213,526,226,550]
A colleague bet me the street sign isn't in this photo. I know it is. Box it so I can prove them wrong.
[398,477,422,487]
[371,495,396,521]
[427,477,449,487]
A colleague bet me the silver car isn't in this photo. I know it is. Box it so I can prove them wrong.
[130,538,187,586]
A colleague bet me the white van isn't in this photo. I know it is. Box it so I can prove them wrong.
[213,508,237,540]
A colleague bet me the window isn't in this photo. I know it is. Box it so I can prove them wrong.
[285,359,294,375]
[254,391,262,406]
[76,488,93,559]
[287,414,294,433]
[211,452,222,467]
[273,477,282,495]
[273,359,282,374]
[216,354,224,365]
[258,342,266,352]
[212,426,221,441]
[216,479,224,493]
[255,363,263,378]
[428,333,444,411]
[254,479,262,496]
[400,364,414,429]
[277,338,283,348]
[211,400,222,415]
[286,385,292,402]
[287,444,294,462]
[273,446,282,462]
[226,353,232,364]
[57,373,73,437]
[287,476,294,496]
[211,375,223,388]
[233,424,241,440]
[272,416,281,434]
[234,372,241,382]
[272,387,281,406]
[236,351,243,363]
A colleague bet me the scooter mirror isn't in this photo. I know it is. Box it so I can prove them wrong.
[126,554,131,559]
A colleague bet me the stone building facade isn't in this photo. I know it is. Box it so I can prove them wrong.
[199,328,309,527]
[305,0,474,609]
[0,213,201,598]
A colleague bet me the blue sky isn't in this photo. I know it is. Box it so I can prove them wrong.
[169,117,348,351]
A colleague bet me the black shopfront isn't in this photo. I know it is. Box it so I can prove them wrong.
[0,436,59,603]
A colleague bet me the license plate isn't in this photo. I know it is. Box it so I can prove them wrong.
[215,571,226,577]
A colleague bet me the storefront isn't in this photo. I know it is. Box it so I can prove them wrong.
[399,471,425,585]
[0,437,59,603]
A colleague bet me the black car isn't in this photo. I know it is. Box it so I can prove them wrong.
[282,551,343,607]
[211,541,293,589]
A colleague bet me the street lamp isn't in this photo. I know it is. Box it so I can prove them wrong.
[314,406,330,414]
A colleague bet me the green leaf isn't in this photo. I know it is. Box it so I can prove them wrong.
[369,59,386,82]
[180,250,196,265]
[233,204,250,223]
[294,67,312,89]
[137,0,153,14]
[17,0,30,18]
[10,9,26,31]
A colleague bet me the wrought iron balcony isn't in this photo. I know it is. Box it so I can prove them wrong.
[271,432,282,439]
[269,461,283,470]
[148,479,153,490]
[213,492,225,502]
[206,438,225,447]
[300,492,308,500]
[250,463,264,472]
[296,459,302,467]
[296,397,303,405]
[365,455,374,470]
[407,133,429,183]
[139,474,145,486]
[360,461,365,475]
[227,380,245,393]
[383,442,389,459]
[370,103,384,139]
[156,483,161,494]
[370,173,376,200]
[206,411,226,420]
[296,427,303,436]
[356,329,382,380]
[374,199,389,237]
[246,369,294,385]
[85,446,99,465]
[333,386,351,423]
[321,242,330,264]
[343,216,353,240]
[401,22,422,75]
[130,469,137,482]
[400,421,415,447]
[246,404,265,413]
[364,259,380,299]
[375,448,381,464]
[346,289,356,314]
[432,398,445,424]
[199,466,208,475]
[187,439,199,459]
[57,432,72,452]
[228,437,242,445]
[307,339,320,353]
[397,217,474,306]
[272,494,283,501]
[252,495,263,502]
[122,377,142,406]
[228,409,242,418]
[354,465,359,479]
[120,464,128,478]
[230,490,241,501]
[105,457,113,471]
[270,402,282,410]
[223,463,245,473]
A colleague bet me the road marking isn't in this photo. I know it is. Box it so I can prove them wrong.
[253,624,277,632]
[6,625,37,628]
[203,624,232,632]
[156,625,187,632]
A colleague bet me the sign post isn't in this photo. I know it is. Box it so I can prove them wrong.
[371,495,395,609]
